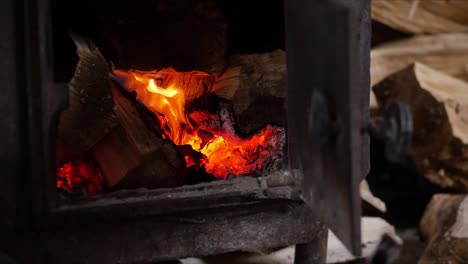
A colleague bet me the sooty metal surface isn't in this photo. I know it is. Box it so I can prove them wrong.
[285,0,367,256]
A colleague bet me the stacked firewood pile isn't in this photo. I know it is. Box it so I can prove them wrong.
[370,1,468,263]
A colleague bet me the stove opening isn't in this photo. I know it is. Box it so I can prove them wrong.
[52,0,288,198]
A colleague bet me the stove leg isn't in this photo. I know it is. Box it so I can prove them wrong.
[294,227,328,264]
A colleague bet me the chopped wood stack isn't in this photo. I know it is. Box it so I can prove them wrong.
[55,36,119,164]
[372,0,468,34]
[57,37,186,191]
[370,0,468,191]
[370,2,468,262]
[371,33,468,87]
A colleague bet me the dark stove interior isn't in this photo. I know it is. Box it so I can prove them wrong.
[51,0,290,199]
[51,0,285,81]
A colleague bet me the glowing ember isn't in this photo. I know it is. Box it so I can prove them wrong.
[193,125,284,178]
[112,68,284,179]
[56,156,104,195]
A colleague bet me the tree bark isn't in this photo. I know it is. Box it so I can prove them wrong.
[111,68,217,109]
[371,33,468,87]
[58,48,289,190]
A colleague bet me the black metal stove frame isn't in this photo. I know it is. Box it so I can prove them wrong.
[0,0,370,263]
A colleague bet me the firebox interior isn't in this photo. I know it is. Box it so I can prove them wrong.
[51,0,292,203]
[51,0,285,81]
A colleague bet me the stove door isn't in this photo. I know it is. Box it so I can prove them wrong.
[285,0,365,256]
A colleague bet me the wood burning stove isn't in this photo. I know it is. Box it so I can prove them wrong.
[0,0,370,263]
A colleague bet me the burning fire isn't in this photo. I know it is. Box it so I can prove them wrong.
[126,70,187,144]
[56,156,104,195]
[111,68,284,179]
[56,67,284,192]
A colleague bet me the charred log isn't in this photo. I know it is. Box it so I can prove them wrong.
[57,47,288,194]
[91,85,184,190]
[56,35,118,164]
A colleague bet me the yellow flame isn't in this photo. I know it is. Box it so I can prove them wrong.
[147,79,179,97]
[122,71,187,144]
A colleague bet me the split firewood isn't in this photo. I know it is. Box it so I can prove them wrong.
[56,35,118,164]
[371,33,468,87]
[370,33,468,111]
[419,194,468,264]
[372,0,468,34]
[213,49,287,135]
[112,50,287,137]
[373,63,468,191]
[91,85,184,190]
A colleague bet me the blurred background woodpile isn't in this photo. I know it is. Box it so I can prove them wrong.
[369,1,468,263]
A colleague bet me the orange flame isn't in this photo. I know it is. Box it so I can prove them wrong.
[125,70,187,143]
[112,69,284,179]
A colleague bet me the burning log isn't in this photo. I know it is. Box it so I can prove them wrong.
[112,68,217,110]
[213,50,287,135]
[91,85,184,190]
[372,0,468,34]
[110,59,286,181]
[57,46,287,194]
[373,63,468,191]
[56,35,118,164]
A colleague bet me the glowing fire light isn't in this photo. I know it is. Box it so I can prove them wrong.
[126,70,187,144]
[56,156,104,195]
[112,68,284,179]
